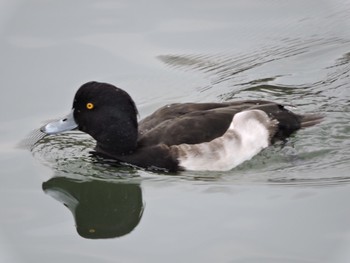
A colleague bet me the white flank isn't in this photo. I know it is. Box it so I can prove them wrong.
[175,110,277,171]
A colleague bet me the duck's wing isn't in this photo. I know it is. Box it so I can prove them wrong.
[138,108,233,146]
[138,100,298,147]
[138,102,229,133]
[138,100,275,133]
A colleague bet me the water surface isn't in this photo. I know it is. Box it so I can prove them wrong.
[1,0,350,262]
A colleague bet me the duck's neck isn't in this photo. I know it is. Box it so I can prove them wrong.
[94,117,139,156]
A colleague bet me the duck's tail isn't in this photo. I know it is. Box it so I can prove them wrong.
[299,114,324,129]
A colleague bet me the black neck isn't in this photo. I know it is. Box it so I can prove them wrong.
[94,118,138,156]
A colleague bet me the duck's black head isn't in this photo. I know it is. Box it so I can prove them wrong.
[42,81,139,155]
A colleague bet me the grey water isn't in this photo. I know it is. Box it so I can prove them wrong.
[1,0,350,262]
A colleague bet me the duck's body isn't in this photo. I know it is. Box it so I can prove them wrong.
[42,81,322,172]
[138,101,300,146]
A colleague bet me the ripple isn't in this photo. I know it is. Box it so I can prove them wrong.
[26,36,350,188]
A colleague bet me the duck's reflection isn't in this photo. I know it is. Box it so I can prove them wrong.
[42,177,144,239]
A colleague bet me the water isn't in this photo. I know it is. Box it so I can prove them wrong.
[1,0,350,262]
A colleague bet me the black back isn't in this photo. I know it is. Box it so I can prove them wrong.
[138,101,302,147]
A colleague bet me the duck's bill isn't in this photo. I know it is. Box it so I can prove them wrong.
[40,110,78,135]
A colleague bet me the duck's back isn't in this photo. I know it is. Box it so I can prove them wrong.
[137,100,305,147]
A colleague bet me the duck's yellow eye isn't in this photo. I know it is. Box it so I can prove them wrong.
[86,102,94,110]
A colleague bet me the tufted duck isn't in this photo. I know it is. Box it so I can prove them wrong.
[41,81,322,172]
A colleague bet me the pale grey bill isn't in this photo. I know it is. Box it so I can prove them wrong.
[40,110,78,135]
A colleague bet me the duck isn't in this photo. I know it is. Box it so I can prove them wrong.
[41,81,322,172]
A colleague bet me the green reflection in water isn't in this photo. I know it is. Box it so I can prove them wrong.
[43,177,144,239]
